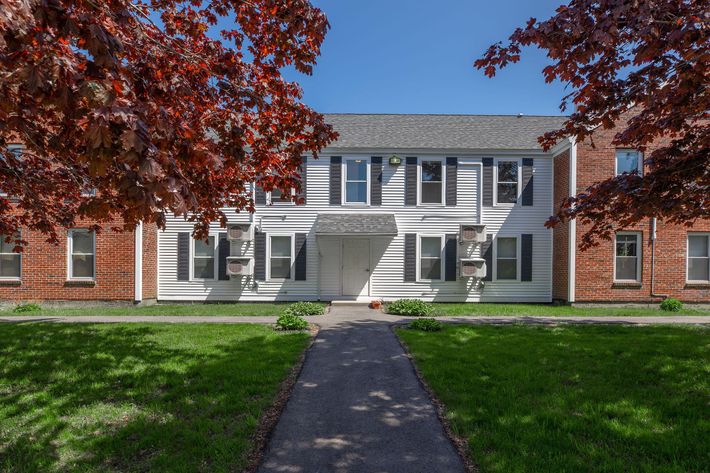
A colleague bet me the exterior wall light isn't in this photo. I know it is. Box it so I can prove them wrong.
[389,155,401,166]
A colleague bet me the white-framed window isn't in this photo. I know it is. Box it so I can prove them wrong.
[268,187,295,205]
[495,159,520,205]
[614,232,642,282]
[418,159,445,205]
[495,236,519,280]
[268,234,294,280]
[67,229,95,280]
[615,150,643,175]
[0,232,21,280]
[192,236,216,280]
[687,233,710,282]
[1,145,23,197]
[343,158,369,205]
[418,235,443,281]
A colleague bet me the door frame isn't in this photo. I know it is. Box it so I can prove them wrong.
[340,237,371,299]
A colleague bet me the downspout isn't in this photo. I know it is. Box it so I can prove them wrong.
[134,221,143,304]
[650,217,669,299]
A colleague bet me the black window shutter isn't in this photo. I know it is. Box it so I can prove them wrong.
[329,156,342,205]
[446,157,457,206]
[521,234,533,281]
[254,231,266,281]
[295,233,307,280]
[482,158,493,207]
[297,156,307,204]
[218,233,230,280]
[405,157,417,206]
[370,157,383,206]
[522,158,534,206]
[404,233,416,282]
[177,232,190,281]
[444,234,458,281]
[255,185,266,206]
[481,234,493,281]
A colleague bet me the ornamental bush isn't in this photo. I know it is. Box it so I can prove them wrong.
[660,298,683,312]
[409,318,443,332]
[386,299,434,317]
[283,302,325,317]
[275,313,309,331]
[13,303,41,313]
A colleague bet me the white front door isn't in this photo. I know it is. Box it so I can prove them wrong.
[342,239,370,298]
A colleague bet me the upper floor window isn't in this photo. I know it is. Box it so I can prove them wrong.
[496,236,518,280]
[68,229,95,280]
[1,145,23,197]
[0,233,21,279]
[616,150,642,175]
[687,234,710,282]
[419,235,442,281]
[419,160,444,205]
[345,159,368,204]
[614,232,641,282]
[269,235,293,279]
[269,187,294,205]
[193,236,216,280]
[496,160,519,204]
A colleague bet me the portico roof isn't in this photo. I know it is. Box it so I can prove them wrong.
[314,213,398,236]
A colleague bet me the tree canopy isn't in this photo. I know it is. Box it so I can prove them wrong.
[476,0,709,248]
[0,0,336,244]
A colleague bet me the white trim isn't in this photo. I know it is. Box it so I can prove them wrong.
[568,139,577,302]
[686,233,710,283]
[613,231,642,283]
[493,157,522,206]
[134,222,143,302]
[417,157,446,207]
[267,233,295,281]
[0,231,21,280]
[342,157,370,206]
[67,229,96,281]
[416,234,444,282]
[494,235,521,282]
[191,235,217,281]
[615,149,643,176]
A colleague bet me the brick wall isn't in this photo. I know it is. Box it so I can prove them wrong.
[0,222,136,301]
[552,149,570,301]
[142,223,158,300]
[573,111,710,303]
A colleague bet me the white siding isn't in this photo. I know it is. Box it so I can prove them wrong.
[159,152,553,302]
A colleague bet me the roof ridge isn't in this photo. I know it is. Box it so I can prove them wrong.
[323,112,568,118]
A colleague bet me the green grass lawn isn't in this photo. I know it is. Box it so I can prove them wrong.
[397,324,710,473]
[424,302,710,317]
[1,301,328,317]
[0,323,310,472]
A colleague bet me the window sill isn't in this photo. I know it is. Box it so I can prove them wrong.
[64,279,96,287]
[611,281,642,288]
[0,279,21,286]
[684,282,710,289]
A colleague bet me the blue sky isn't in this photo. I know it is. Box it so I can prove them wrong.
[282,0,570,116]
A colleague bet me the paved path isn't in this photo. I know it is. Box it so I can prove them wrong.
[257,305,466,473]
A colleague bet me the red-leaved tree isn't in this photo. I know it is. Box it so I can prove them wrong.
[476,0,709,249]
[0,0,337,245]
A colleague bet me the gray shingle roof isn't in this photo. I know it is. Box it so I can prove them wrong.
[314,213,398,235]
[324,114,567,150]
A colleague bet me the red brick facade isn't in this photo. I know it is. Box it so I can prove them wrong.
[0,221,157,302]
[552,149,570,301]
[553,111,710,303]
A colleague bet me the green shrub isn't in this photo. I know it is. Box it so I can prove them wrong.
[13,303,41,313]
[409,318,442,332]
[275,313,309,331]
[386,299,434,317]
[283,301,325,317]
[660,298,683,312]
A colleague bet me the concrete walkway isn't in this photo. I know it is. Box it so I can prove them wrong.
[257,305,466,473]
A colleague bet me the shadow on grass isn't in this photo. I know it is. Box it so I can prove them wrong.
[0,323,309,472]
[398,324,710,473]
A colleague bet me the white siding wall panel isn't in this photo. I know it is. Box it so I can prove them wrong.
[159,154,553,302]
